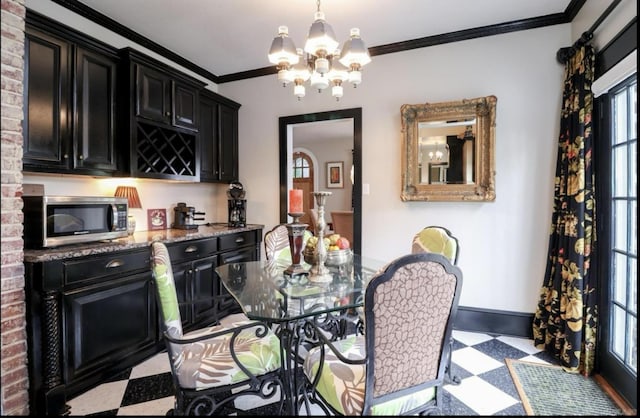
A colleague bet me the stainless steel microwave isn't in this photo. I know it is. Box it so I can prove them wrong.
[23,196,129,249]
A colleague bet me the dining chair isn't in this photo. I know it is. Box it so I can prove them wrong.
[330,210,353,245]
[301,252,463,415]
[150,241,284,415]
[411,225,460,264]
[410,225,461,385]
[264,223,313,268]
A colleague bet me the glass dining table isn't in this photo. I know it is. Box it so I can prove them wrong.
[215,254,388,415]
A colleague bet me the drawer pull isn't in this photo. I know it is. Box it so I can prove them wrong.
[184,245,198,253]
[106,259,124,269]
[235,237,245,244]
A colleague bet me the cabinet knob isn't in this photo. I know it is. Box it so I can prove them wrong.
[165,111,171,117]
[63,154,68,159]
[79,155,84,160]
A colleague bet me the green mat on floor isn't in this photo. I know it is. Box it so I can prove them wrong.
[506,359,630,416]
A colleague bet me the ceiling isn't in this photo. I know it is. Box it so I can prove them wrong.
[72,0,574,81]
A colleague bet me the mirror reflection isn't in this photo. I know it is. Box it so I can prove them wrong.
[418,119,476,185]
[279,109,362,255]
[401,95,496,202]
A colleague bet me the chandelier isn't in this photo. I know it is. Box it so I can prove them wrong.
[267,0,371,101]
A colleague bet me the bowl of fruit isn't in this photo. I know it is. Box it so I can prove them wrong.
[303,233,352,266]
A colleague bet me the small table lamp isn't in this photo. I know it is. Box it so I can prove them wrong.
[114,186,142,235]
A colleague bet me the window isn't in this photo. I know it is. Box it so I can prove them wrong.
[597,73,637,407]
[292,152,311,179]
[608,78,637,373]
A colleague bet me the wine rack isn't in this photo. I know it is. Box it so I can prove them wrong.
[136,121,197,179]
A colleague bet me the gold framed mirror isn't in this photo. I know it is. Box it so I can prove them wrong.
[401,95,497,201]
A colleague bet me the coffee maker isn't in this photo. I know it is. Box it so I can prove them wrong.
[172,202,205,230]
[227,182,246,227]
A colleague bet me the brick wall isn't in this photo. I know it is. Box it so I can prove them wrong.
[1,0,28,415]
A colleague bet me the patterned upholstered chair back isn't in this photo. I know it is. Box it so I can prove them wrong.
[302,252,463,415]
[264,224,313,265]
[411,225,460,264]
[363,252,462,412]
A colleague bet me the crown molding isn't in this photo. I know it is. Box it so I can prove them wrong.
[51,0,581,85]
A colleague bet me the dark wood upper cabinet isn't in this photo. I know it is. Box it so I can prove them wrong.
[23,12,119,175]
[22,11,242,183]
[132,55,200,132]
[135,64,171,125]
[74,46,118,171]
[173,82,198,130]
[120,48,204,181]
[23,27,71,170]
[199,89,240,183]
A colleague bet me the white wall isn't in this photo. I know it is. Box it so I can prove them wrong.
[220,25,570,313]
[22,0,636,314]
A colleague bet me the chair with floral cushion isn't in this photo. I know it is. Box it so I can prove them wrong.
[301,252,463,416]
[411,225,459,264]
[150,241,284,415]
[411,225,461,385]
[264,224,313,268]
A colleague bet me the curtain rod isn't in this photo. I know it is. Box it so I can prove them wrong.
[556,0,623,63]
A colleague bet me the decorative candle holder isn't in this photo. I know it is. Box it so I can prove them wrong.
[309,191,333,283]
[284,212,308,277]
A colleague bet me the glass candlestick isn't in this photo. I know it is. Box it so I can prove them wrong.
[285,212,308,277]
[309,191,333,283]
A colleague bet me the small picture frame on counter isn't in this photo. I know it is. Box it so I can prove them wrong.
[147,209,167,230]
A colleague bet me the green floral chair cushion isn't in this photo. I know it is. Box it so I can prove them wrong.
[171,321,281,389]
[411,226,459,264]
[150,241,281,390]
[303,335,435,415]
[264,224,313,268]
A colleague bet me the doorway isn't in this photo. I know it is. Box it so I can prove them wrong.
[279,108,362,255]
[292,151,314,227]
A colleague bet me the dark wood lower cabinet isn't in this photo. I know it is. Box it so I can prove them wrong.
[63,273,157,382]
[25,229,262,415]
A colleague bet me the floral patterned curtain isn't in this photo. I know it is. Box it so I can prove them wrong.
[532,45,597,375]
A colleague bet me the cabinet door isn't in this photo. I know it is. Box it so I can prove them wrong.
[74,47,118,172]
[218,247,257,315]
[169,261,193,327]
[191,256,219,327]
[198,95,219,182]
[218,103,239,182]
[63,272,157,382]
[173,81,198,131]
[23,27,71,170]
[135,64,171,124]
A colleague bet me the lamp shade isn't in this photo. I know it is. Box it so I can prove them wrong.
[114,186,142,209]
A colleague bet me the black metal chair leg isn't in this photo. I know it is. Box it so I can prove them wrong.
[445,337,461,385]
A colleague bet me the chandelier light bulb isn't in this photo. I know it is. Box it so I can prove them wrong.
[310,71,329,92]
[348,69,362,86]
[278,69,294,86]
[294,83,306,100]
[314,57,330,74]
[332,84,343,100]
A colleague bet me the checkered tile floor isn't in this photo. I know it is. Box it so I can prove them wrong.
[67,329,560,416]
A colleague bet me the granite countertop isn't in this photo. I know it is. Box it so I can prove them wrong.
[24,223,264,263]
